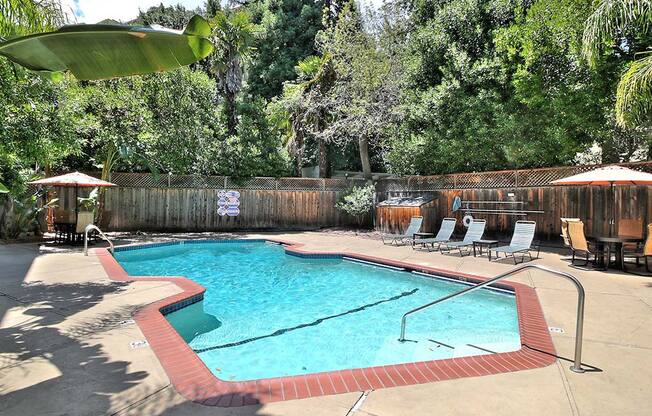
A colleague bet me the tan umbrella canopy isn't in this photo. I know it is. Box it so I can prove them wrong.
[550,165,652,186]
[551,165,652,236]
[29,172,117,187]
[29,172,116,222]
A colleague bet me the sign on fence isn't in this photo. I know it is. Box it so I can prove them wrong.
[217,190,240,217]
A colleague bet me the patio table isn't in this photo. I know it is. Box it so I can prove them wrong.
[473,239,499,257]
[412,232,434,246]
[588,235,644,270]
[54,221,76,244]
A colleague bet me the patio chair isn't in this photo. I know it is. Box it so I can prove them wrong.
[381,216,423,245]
[622,223,652,273]
[560,218,581,248]
[75,211,95,243]
[488,220,539,264]
[440,219,486,256]
[53,208,75,244]
[413,218,456,251]
[619,218,644,254]
[567,221,600,267]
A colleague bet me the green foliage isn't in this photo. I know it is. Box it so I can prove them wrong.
[335,184,374,226]
[1,189,57,239]
[207,99,291,177]
[136,3,198,29]
[208,8,259,135]
[141,68,221,174]
[616,53,652,126]
[62,67,288,178]
[0,59,81,189]
[0,0,66,38]
[248,0,324,99]
[0,15,214,80]
[77,187,98,212]
[582,0,652,127]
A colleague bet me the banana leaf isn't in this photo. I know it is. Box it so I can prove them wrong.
[0,15,213,80]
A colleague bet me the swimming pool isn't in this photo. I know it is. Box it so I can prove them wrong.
[114,240,521,381]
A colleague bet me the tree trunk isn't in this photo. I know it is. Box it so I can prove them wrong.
[226,91,237,137]
[318,139,328,178]
[359,137,372,180]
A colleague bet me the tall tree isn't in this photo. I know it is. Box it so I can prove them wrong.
[247,0,324,99]
[583,0,652,127]
[209,9,258,136]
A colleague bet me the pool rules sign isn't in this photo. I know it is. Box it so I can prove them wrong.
[218,190,240,217]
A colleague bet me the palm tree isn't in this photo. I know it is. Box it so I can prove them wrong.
[0,0,66,38]
[209,9,257,137]
[583,0,652,127]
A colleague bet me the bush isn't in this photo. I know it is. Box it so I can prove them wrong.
[335,185,374,227]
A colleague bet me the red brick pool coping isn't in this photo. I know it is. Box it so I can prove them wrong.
[94,239,556,407]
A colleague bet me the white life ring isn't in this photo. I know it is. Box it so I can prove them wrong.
[462,214,474,227]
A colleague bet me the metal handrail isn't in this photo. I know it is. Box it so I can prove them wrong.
[399,264,586,373]
[84,224,114,256]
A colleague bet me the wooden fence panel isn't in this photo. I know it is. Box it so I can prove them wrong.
[36,166,651,240]
[102,187,360,231]
[376,186,650,241]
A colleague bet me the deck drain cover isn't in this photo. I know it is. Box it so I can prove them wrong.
[130,340,150,349]
[548,327,565,333]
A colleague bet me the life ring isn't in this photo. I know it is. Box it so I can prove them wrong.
[462,214,474,227]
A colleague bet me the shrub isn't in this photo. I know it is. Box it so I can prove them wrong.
[335,185,374,227]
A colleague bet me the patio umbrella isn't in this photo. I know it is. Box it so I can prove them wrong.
[551,165,652,236]
[29,172,116,223]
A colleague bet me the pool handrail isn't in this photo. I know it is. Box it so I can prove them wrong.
[84,224,114,256]
[398,264,586,373]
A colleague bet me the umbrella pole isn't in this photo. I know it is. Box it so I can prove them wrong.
[75,186,79,242]
[610,181,615,237]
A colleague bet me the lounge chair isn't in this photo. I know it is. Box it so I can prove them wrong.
[440,219,486,256]
[488,220,539,264]
[622,223,652,273]
[381,216,423,245]
[413,218,456,251]
[567,221,601,267]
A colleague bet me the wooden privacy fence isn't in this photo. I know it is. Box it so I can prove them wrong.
[375,161,652,241]
[45,160,652,239]
[51,174,370,231]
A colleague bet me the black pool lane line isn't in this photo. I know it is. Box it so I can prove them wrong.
[192,288,420,353]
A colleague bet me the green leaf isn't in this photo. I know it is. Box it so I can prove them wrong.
[0,16,214,80]
[184,14,212,37]
[0,183,9,194]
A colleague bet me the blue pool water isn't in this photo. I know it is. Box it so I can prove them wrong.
[115,241,521,381]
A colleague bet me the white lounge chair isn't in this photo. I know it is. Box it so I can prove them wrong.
[440,219,486,256]
[381,216,423,245]
[489,220,539,264]
[413,218,456,251]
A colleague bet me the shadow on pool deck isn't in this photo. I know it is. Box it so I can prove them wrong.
[0,245,272,416]
[0,278,143,413]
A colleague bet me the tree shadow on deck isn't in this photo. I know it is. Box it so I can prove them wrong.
[0,265,147,415]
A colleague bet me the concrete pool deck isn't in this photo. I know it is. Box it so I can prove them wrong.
[1,231,651,415]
